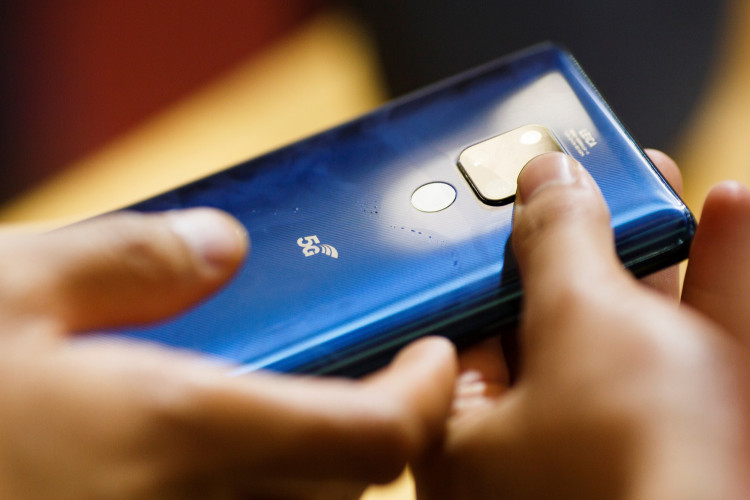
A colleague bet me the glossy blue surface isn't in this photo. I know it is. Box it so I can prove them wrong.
[122,44,694,375]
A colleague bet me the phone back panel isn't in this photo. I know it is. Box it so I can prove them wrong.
[121,44,694,375]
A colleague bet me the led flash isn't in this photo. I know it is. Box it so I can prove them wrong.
[519,130,542,145]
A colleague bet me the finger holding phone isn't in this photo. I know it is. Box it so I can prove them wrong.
[0,209,456,499]
[414,152,750,499]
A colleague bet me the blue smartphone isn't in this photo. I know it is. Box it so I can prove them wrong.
[120,43,695,376]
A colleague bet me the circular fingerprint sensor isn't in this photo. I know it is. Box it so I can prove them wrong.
[411,182,457,212]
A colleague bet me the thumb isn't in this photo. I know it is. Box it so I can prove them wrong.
[512,153,630,334]
[0,208,248,332]
[178,337,457,491]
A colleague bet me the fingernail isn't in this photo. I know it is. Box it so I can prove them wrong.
[516,152,583,204]
[168,209,248,268]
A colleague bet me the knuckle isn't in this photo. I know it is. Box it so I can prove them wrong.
[137,374,203,434]
[546,274,630,327]
[516,187,608,246]
[105,213,198,285]
[113,358,207,446]
[545,280,590,316]
[527,280,596,336]
[0,237,51,301]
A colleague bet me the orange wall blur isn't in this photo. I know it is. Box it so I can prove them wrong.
[3,1,321,199]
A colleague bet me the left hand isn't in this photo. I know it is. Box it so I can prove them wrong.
[0,209,457,499]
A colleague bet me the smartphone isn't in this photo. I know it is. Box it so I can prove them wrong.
[119,43,695,376]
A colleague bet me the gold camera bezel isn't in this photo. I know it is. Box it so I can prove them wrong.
[458,124,563,205]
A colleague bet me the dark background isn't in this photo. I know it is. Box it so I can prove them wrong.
[0,1,726,202]
[349,0,725,154]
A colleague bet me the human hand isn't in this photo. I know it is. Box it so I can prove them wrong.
[0,209,457,499]
[414,152,750,499]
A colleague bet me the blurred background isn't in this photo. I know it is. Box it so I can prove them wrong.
[3,0,749,229]
[1,0,748,495]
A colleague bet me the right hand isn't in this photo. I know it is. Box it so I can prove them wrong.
[415,152,750,499]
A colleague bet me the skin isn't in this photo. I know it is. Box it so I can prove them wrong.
[2,150,749,498]
[0,209,457,499]
[414,151,750,499]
